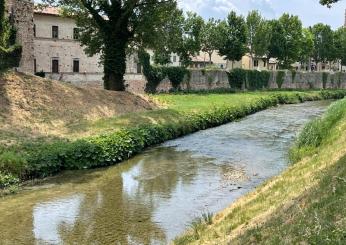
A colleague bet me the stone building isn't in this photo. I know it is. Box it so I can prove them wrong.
[6,0,144,89]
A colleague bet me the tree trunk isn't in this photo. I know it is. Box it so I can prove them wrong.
[103,39,127,91]
[208,52,212,65]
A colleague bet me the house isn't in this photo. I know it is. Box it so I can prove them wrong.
[6,0,142,88]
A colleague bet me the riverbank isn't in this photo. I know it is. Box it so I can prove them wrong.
[1,71,346,193]
[174,97,346,244]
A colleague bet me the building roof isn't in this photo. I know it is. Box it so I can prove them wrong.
[34,6,60,16]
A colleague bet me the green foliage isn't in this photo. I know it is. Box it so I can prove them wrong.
[276,71,286,89]
[311,24,335,64]
[164,67,187,90]
[290,98,346,162]
[219,11,247,63]
[139,50,187,93]
[227,68,246,89]
[246,10,271,61]
[227,69,270,90]
[202,212,214,225]
[322,72,328,89]
[0,172,19,189]
[0,0,22,71]
[246,70,271,90]
[0,151,27,178]
[268,14,303,69]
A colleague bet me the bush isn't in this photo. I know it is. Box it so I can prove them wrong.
[0,151,27,178]
[322,72,328,89]
[227,69,271,90]
[0,172,19,189]
[227,68,247,89]
[276,71,286,89]
[139,50,187,93]
[246,70,271,90]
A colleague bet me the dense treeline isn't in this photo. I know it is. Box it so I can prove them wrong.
[154,10,346,71]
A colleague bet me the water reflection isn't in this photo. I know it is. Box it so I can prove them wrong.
[0,101,331,245]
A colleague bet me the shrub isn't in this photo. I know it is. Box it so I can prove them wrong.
[0,151,27,178]
[139,51,188,93]
[0,45,22,71]
[276,71,286,89]
[227,68,247,89]
[0,172,19,189]
[246,70,270,90]
[291,70,297,82]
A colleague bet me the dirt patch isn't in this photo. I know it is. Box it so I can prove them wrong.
[0,71,156,146]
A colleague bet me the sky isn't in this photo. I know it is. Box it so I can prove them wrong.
[178,0,346,29]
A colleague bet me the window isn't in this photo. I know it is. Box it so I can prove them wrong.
[33,24,36,37]
[73,28,80,40]
[52,59,59,73]
[34,59,37,73]
[52,26,59,39]
[254,60,259,67]
[73,59,80,73]
[172,56,177,63]
[136,63,142,74]
[263,60,267,67]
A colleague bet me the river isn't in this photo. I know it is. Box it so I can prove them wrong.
[0,101,331,245]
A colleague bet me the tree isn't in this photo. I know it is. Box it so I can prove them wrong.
[334,27,346,67]
[299,28,314,71]
[42,0,177,91]
[173,12,204,66]
[218,11,247,69]
[268,14,303,69]
[320,0,341,6]
[0,0,22,70]
[246,10,271,69]
[311,23,335,70]
[200,18,223,64]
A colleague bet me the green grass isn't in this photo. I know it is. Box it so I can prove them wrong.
[175,96,346,245]
[1,90,346,192]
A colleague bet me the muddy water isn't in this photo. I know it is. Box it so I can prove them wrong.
[0,101,331,245]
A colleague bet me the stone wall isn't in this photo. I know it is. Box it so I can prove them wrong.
[6,0,35,73]
[127,70,346,94]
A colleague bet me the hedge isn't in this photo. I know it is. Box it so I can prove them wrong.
[1,90,346,183]
[227,68,271,90]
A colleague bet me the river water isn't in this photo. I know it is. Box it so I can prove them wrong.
[0,101,331,245]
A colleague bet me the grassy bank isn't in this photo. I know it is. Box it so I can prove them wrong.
[174,96,346,244]
[1,83,346,191]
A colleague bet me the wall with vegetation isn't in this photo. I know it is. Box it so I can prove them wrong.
[144,69,346,93]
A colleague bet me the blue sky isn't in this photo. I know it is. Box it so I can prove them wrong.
[178,0,346,29]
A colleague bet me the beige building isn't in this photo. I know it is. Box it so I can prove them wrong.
[190,51,276,71]
[6,0,143,88]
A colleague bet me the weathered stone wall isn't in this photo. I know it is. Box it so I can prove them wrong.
[127,70,346,94]
[6,0,35,73]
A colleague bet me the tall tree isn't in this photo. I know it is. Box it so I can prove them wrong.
[218,11,247,69]
[311,23,335,70]
[268,14,303,69]
[200,18,223,64]
[246,10,271,69]
[333,27,346,68]
[42,0,177,91]
[299,28,314,71]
